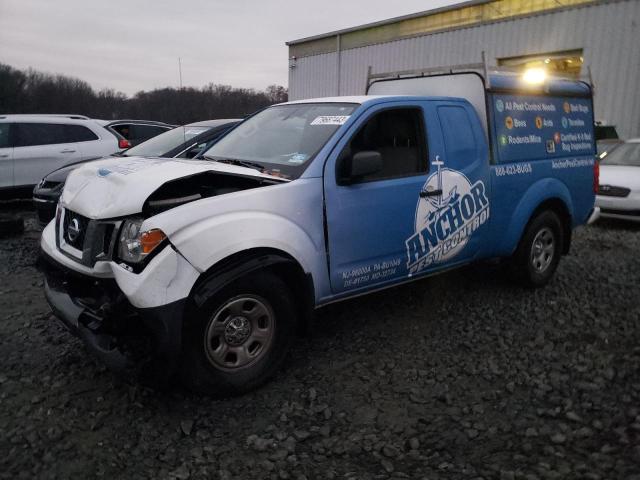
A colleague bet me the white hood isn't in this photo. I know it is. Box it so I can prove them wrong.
[599,165,640,192]
[61,156,282,218]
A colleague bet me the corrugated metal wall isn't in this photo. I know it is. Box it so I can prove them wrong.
[289,0,640,138]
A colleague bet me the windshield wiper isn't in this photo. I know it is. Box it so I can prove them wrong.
[204,156,265,172]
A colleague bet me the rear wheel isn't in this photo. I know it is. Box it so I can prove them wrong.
[511,210,563,288]
[181,271,295,397]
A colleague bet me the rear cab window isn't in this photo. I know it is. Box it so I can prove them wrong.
[437,105,479,171]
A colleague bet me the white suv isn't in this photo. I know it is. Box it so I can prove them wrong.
[0,115,121,195]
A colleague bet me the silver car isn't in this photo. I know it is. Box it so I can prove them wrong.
[596,138,640,222]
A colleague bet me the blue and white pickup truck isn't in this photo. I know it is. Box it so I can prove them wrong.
[40,70,597,395]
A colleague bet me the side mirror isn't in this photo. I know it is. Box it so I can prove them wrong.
[340,151,382,184]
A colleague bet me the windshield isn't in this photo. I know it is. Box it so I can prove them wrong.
[600,142,640,167]
[202,103,357,179]
[123,126,209,157]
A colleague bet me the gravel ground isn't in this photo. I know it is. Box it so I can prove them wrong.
[1,204,639,480]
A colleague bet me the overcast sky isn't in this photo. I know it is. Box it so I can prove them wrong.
[0,0,458,96]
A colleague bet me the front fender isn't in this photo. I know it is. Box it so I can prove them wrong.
[498,178,573,255]
[144,178,328,302]
[168,211,322,278]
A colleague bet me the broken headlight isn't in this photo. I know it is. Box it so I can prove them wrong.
[118,218,167,264]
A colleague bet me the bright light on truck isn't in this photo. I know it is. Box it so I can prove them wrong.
[522,68,547,85]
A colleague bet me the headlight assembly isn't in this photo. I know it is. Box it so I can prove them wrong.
[118,218,167,264]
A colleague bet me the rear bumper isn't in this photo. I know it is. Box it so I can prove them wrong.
[39,250,186,375]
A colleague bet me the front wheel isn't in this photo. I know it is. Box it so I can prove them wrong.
[181,271,295,397]
[510,210,563,288]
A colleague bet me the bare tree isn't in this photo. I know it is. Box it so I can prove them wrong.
[0,63,288,124]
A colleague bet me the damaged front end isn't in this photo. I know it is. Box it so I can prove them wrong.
[41,159,287,380]
[143,170,283,215]
[39,250,187,384]
[40,252,145,369]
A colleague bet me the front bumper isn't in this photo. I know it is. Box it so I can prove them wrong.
[595,195,640,223]
[40,250,186,375]
[33,190,60,226]
[39,215,201,378]
[598,209,640,223]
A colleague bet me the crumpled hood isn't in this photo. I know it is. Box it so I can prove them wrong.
[599,165,640,192]
[61,156,283,218]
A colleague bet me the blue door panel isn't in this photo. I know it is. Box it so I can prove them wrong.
[324,101,432,294]
[324,100,492,296]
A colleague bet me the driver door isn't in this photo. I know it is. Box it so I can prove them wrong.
[323,103,432,294]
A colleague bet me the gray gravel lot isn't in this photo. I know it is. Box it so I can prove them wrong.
[1,204,639,480]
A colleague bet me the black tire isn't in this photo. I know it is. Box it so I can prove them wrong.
[181,271,295,397]
[510,210,563,288]
[0,214,24,237]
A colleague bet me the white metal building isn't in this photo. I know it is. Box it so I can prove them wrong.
[286,0,640,139]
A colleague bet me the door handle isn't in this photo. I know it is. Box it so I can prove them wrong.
[420,189,442,198]
[60,149,76,154]
[0,154,9,158]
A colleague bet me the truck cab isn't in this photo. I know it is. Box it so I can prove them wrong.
[40,70,597,396]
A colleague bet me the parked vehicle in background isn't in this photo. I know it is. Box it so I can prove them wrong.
[119,120,240,160]
[596,139,640,222]
[104,120,174,148]
[33,119,239,224]
[39,69,597,396]
[595,121,622,156]
[0,114,123,197]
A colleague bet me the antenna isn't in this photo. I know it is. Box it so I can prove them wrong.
[178,57,183,90]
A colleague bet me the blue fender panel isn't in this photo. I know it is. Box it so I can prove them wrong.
[496,178,573,256]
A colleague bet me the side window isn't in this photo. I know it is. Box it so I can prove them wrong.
[131,125,168,142]
[111,124,131,139]
[15,123,67,147]
[0,124,10,148]
[339,108,427,183]
[64,125,99,142]
[437,106,478,171]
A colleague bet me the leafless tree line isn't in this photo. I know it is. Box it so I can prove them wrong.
[0,63,288,124]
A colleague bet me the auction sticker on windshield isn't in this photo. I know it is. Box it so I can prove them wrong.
[310,116,350,126]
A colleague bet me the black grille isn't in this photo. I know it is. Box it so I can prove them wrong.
[57,208,121,267]
[598,185,631,197]
[62,210,90,250]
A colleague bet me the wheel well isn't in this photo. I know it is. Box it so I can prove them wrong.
[189,248,314,334]
[530,198,572,255]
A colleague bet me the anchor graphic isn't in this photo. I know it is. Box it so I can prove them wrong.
[422,156,459,222]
